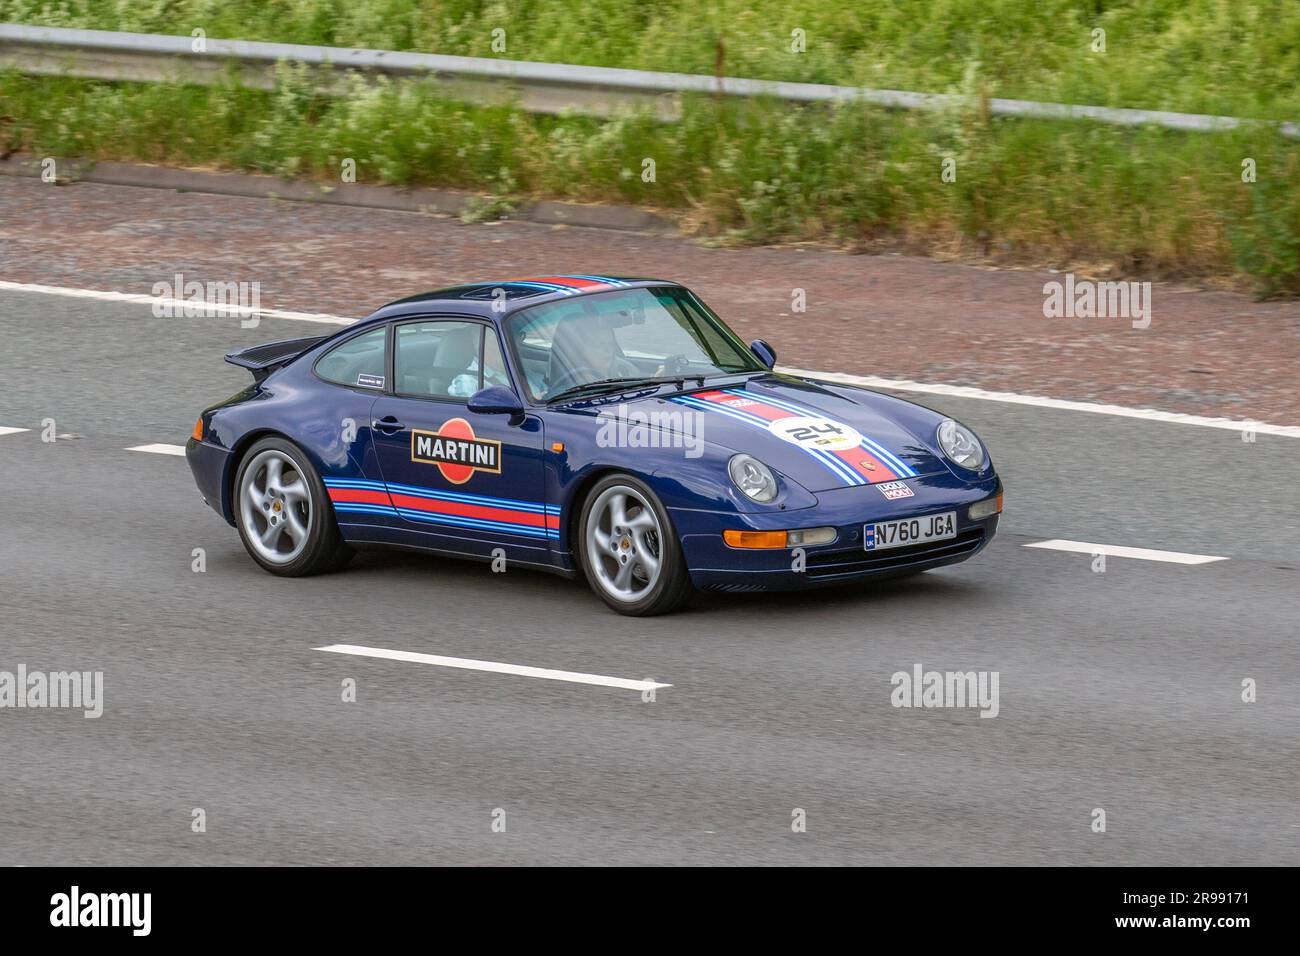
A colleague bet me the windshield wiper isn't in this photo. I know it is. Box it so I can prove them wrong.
[546,375,688,405]
[656,370,761,394]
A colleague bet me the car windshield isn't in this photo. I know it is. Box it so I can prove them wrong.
[505,286,764,402]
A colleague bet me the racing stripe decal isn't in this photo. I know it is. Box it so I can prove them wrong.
[671,392,871,487]
[673,388,921,486]
[720,389,919,479]
[522,275,613,291]
[707,389,900,483]
[497,280,580,296]
[324,478,561,539]
[499,275,629,294]
[564,275,631,287]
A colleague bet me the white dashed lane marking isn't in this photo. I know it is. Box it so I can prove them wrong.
[1024,539,1228,565]
[127,443,188,457]
[0,426,31,436]
[314,643,671,692]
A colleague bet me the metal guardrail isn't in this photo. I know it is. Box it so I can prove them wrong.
[2,23,1296,136]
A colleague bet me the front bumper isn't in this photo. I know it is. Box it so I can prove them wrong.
[672,472,1001,591]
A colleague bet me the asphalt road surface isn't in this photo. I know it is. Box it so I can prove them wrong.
[1,287,1297,865]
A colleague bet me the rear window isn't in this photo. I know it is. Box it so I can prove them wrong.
[315,327,387,389]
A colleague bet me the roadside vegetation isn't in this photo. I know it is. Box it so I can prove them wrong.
[5,0,1299,118]
[1,1,1297,293]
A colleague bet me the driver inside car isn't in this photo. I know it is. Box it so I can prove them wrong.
[545,314,639,398]
[439,324,512,399]
[447,357,511,398]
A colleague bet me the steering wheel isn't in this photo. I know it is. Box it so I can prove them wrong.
[661,353,692,376]
[546,365,609,397]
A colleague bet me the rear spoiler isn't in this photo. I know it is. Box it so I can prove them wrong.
[224,335,328,382]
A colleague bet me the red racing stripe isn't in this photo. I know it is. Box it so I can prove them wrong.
[692,389,794,421]
[328,488,392,506]
[388,493,549,529]
[695,390,899,482]
[831,447,899,483]
[513,275,610,290]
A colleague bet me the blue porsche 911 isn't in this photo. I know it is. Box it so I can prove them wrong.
[186,276,1002,615]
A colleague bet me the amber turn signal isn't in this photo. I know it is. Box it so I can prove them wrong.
[191,417,204,442]
[723,529,788,549]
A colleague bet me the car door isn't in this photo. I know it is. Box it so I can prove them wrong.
[309,323,390,529]
[369,317,552,564]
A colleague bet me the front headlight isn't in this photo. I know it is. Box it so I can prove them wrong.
[936,419,985,471]
[727,454,778,503]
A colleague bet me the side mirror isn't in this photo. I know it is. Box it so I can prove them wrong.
[750,339,777,369]
[467,385,524,419]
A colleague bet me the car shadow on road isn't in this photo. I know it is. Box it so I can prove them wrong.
[345,545,589,594]
[343,546,983,619]
[687,571,985,619]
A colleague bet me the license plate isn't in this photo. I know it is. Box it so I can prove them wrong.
[865,511,956,551]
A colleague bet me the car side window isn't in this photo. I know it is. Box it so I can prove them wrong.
[315,327,387,389]
[395,321,485,400]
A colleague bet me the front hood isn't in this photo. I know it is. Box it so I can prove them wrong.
[661,375,951,493]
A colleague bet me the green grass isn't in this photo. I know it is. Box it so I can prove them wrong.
[3,68,1297,294]
[1,2,1297,293]
[2,0,1299,118]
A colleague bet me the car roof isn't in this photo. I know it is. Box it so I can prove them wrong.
[360,275,682,326]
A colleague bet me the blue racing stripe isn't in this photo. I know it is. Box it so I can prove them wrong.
[671,395,863,487]
[327,477,559,514]
[334,503,399,517]
[383,481,551,514]
[323,477,389,491]
[395,508,556,539]
[691,394,867,486]
[566,274,630,287]
[328,477,560,537]
[857,436,916,478]
[677,396,864,486]
[724,388,917,478]
[506,280,580,296]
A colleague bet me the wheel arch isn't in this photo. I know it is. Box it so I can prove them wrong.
[563,466,624,564]
[221,428,295,524]
[563,465,682,569]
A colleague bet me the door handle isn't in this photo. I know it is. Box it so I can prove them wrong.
[372,416,404,433]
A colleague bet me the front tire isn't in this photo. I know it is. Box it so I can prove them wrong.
[232,436,352,576]
[578,474,693,616]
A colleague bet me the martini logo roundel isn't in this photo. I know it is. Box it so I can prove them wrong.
[767,415,864,453]
[411,418,502,484]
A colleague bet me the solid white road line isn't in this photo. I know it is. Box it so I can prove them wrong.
[1023,539,1228,564]
[314,643,671,692]
[3,279,1297,438]
[127,443,188,457]
[0,426,30,436]
[0,279,354,326]
[784,367,1300,440]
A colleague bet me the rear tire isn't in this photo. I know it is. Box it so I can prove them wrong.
[577,474,693,616]
[232,436,351,577]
